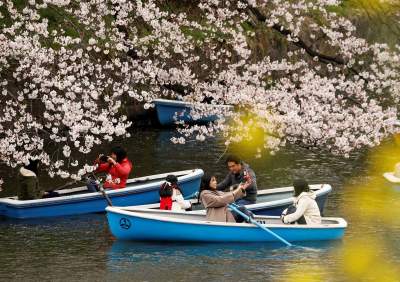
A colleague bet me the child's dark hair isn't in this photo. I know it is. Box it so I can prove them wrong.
[159,175,182,197]
[166,174,178,185]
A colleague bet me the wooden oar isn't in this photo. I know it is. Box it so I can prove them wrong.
[98,184,113,206]
[86,173,113,206]
[49,180,82,192]
[228,203,293,247]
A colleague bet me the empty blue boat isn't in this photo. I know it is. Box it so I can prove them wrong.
[106,207,347,242]
[0,169,203,219]
[137,184,332,216]
[153,99,233,126]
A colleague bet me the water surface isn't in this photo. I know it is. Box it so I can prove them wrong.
[1,129,399,281]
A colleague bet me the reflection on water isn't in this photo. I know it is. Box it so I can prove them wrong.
[0,129,399,281]
[106,240,342,281]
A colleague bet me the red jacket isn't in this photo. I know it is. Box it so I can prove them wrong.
[96,158,132,189]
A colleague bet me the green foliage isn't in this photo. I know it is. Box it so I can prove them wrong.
[13,0,28,10]
[241,22,256,32]
[180,26,208,42]
[39,6,81,38]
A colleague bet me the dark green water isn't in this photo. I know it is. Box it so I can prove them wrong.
[0,129,399,281]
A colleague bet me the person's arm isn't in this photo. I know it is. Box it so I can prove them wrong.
[201,191,235,208]
[113,161,132,178]
[233,186,245,200]
[96,162,111,173]
[216,174,231,191]
[174,194,192,209]
[283,198,308,224]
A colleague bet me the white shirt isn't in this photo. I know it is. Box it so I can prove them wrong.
[171,189,192,211]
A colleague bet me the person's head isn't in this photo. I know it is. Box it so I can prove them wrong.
[110,146,127,163]
[166,175,178,185]
[198,174,217,200]
[225,154,242,174]
[293,178,310,197]
[24,159,39,175]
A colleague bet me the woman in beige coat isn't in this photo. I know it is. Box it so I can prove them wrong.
[199,174,246,222]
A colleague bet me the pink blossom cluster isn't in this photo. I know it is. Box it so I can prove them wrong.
[0,0,399,182]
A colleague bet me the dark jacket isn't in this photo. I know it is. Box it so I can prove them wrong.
[18,167,43,200]
[217,163,257,203]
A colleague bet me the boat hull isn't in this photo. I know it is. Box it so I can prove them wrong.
[106,208,347,243]
[0,169,203,219]
[153,99,232,126]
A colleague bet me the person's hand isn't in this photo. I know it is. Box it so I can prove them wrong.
[238,183,248,191]
[233,185,245,196]
[95,154,103,163]
[107,157,117,165]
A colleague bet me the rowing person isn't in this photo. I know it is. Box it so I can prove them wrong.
[87,146,133,192]
[217,155,257,205]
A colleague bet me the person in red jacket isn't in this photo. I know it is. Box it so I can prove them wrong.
[87,146,133,191]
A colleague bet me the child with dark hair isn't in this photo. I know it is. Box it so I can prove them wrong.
[88,146,132,191]
[159,175,191,211]
[281,179,321,225]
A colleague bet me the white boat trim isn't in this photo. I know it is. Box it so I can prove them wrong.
[106,206,348,229]
[122,183,331,211]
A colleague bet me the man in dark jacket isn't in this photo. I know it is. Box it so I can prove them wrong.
[217,155,257,205]
[18,160,44,200]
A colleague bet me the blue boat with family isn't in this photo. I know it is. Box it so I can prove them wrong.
[153,99,233,126]
[0,169,203,219]
[137,184,332,216]
[106,207,347,242]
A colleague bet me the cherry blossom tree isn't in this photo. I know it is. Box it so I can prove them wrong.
[0,0,399,184]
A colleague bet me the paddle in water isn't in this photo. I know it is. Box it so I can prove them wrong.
[229,203,293,247]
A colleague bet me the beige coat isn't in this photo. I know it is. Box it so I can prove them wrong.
[200,189,244,222]
[283,191,322,225]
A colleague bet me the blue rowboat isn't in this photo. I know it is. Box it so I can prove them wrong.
[0,169,203,219]
[135,184,331,216]
[106,207,347,242]
[153,99,233,126]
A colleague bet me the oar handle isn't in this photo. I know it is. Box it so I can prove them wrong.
[89,173,113,207]
[229,204,292,247]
